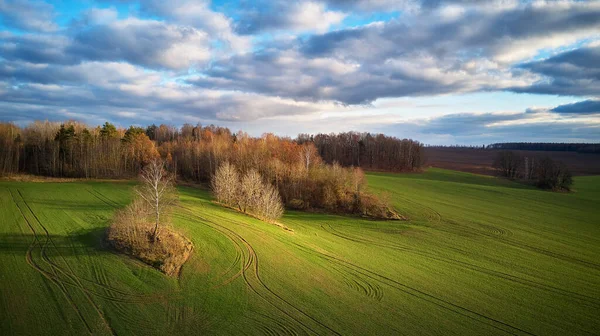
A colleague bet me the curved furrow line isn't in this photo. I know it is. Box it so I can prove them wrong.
[248,311,305,336]
[478,223,513,237]
[173,213,247,288]
[17,190,116,336]
[328,263,383,302]
[291,242,536,336]
[179,207,340,336]
[10,189,95,335]
[322,224,600,307]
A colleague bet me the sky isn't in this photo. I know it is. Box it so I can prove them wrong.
[0,0,599,145]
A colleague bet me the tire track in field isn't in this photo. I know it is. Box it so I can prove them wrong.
[390,194,599,271]
[15,189,116,336]
[10,189,95,335]
[329,264,383,301]
[85,188,183,303]
[177,208,340,336]
[291,241,536,336]
[173,212,310,334]
[19,190,152,301]
[321,224,600,308]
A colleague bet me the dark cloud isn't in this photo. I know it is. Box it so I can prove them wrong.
[0,33,74,64]
[0,0,57,32]
[513,46,600,96]
[551,100,600,114]
[302,2,600,61]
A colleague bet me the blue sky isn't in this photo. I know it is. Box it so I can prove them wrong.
[0,0,599,145]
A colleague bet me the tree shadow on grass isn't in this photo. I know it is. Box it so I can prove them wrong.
[0,227,111,256]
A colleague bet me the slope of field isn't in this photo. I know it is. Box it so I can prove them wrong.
[1,169,599,335]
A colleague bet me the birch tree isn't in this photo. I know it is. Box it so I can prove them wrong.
[135,159,177,241]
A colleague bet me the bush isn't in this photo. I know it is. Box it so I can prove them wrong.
[106,199,193,276]
[358,192,403,220]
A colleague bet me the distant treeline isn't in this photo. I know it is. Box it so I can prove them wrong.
[487,142,600,153]
[297,132,425,171]
[0,121,407,218]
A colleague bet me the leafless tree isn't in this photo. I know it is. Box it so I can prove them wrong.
[257,183,284,221]
[212,162,240,207]
[301,144,317,170]
[240,169,263,213]
[135,159,177,241]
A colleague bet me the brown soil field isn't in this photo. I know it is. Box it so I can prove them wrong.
[424,147,600,176]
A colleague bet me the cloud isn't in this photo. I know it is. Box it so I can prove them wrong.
[0,0,58,32]
[190,1,599,105]
[68,18,212,70]
[513,46,600,96]
[551,100,600,114]
[236,1,346,35]
[302,1,600,63]
[1,0,599,145]
[136,0,251,52]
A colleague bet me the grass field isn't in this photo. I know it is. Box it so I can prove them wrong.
[1,168,599,335]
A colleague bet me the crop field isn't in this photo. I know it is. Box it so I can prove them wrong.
[0,168,599,335]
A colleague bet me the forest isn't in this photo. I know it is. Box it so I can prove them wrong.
[0,121,423,218]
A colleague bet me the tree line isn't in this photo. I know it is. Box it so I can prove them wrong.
[297,132,425,171]
[0,121,405,219]
[0,121,158,178]
[493,151,573,191]
[487,142,600,153]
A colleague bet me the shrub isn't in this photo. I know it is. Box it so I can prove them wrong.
[106,199,193,276]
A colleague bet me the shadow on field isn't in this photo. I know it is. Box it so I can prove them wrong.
[22,199,118,211]
[0,227,110,256]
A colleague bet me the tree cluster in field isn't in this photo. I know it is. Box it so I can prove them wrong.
[212,162,284,222]
[487,142,600,153]
[107,159,191,276]
[493,151,573,191]
[297,132,425,171]
[1,121,403,219]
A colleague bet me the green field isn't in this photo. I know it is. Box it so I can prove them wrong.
[1,168,599,335]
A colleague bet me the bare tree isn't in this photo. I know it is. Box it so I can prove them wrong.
[300,144,317,170]
[257,183,284,221]
[212,162,240,206]
[240,169,263,213]
[135,159,177,241]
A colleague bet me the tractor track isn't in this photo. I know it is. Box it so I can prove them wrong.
[10,189,95,335]
[177,207,341,336]
[16,189,117,335]
[321,224,600,308]
[291,241,537,336]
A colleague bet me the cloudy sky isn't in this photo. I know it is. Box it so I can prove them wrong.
[0,0,599,144]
